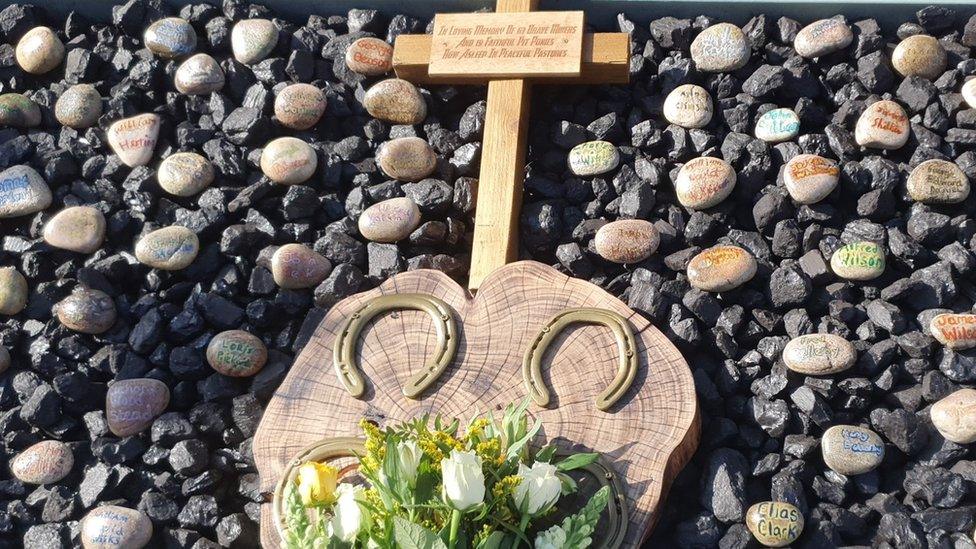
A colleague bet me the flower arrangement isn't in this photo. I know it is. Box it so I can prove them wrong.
[281,401,611,548]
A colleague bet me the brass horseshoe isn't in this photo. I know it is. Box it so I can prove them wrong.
[333,294,458,399]
[523,308,638,411]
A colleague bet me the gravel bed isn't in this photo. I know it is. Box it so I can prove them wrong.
[1,1,976,548]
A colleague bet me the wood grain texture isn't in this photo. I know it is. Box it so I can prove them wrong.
[428,12,585,78]
[467,77,531,291]
[392,32,631,85]
[254,261,699,548]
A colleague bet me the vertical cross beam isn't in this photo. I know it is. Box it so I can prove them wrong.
[467,0,540,292]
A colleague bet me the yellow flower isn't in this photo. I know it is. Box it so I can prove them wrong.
[295,461,339,506]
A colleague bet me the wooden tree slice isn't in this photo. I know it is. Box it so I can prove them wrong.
[253,260,699,547]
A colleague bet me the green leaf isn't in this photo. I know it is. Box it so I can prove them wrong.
[392,517,449,549]
[534,445,556,463]
[555,453,599,472]
[475,531,506,549]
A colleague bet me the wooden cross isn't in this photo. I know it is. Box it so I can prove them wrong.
[392,0,630,291]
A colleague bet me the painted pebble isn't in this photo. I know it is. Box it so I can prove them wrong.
[746,501,804,547]
[931,389,976,444]
[105,378,170,437]
[794,19,853,58]
[377,137,437,181]
[206,330,268,377]
[359,197,422,243]
[10,440,74,484]
[855,100,909,150]
[0,93,41,128]
[271,244,332,289]
[755,108,800,143]
[143,17,197,58]
[594,219,660,264]
[261,137,318,184]
[345,37,393,75]
[135,226,200,271]
[15,26,65,74]
[81,505,153,549]
[783,333,856,375]
[0,267,28,316]
[231,19,278,65]
[274,83,327,130]
[675,156,736,209]
[906,159,970,204]
[930,313,976,351]
[830,241,885,281]
[0,165,52,218]
[0,345,8,373]
[174,53,224,95]
[43,206,106,254]
[363,78,427,125]
[963,78,976,110]
[54,84,102,129]
[783,154,840,205]
[892,34,946,79]
[568,140,620,177]
[107,114,161,167]
[663,84,713,129]
[687,245,757,292]
[821,425,885,476]
[690,23,750,73]
[54,288,117,335]
[157,152,215,197]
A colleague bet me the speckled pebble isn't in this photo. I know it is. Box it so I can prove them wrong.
[568,140,620,177]
[359,197,422,243]
[0,93,41,128]
[231,19,278,64]
[794,18,852,58]
[54,84,102,129]
[42,206,106,254]
[594,219,660,264]
[54,287,117,335]
[892,34,947,79]
[855,100,909,150]
[931,389,976,444]
[363,78,427,125]
[0,165,52,218]
[15,26,64,74]
[687,245,757,292]
[274,83,327,130]
[783,333,857,375]
[690,23,750,73]
[107,114,162,167]
[830,241,885,281]
[105,379,170,437]
[144,17,197,58]
[207,330,269,377]
[81,506,153,549]
[135,226,200,271]
[377,137,437,181]
[10,440,74,485]
[930,313,976,351]
[0,267,28,316]
[271,243,332,289]
[157,152,215,197]
[345,37,393,75]
[261,137,318,184]
[663,84,713,128]
[675,156,736,209]
[745,502,804,547]
[906,159,970,204]
[783,154,839,205]
[821,425,885,476]
[174,53,225,95]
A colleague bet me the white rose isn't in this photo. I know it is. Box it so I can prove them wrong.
[513,461,561,516]
[535,525,568,549]
[329,484,369,542]
[397,439,422,486]
[441,449,485,512]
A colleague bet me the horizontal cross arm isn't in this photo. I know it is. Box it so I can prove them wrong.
[392,32,631,85]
